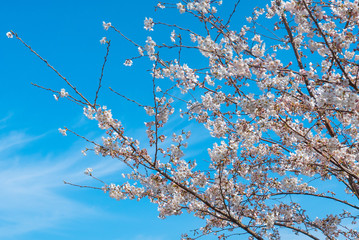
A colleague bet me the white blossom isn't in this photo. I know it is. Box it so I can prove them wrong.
[170,30,176,43]
[138,47,144,56]
[60,88,69,97]
[145,36,156,60]
[157,3,165,9]
[144,17,154,31]
[84,168,93,175]
[17,1,359,239]
[6,32,13,38]
[177,3,185,14]
[144,106,155,116]
[100,37,107,44]
[124,59,133,66]
[102,21,111,30]
[58,128,67,136]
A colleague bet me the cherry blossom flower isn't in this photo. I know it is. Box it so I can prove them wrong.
[144,17,154,31]
[170,30,176,43]
[177,3,185,14]
[6,32,13,38]
[102,21,111,30]
[138,46,144,56]
[123,59,133,66]
[60,88,68,97]
[100,37,107,44]
[58,128,67,136]
[157,3,165,9]
[13,0,359,239]
[84,168,93,175]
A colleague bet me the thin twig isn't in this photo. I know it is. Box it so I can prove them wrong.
[64,181,103,190]
[94,41,111,106]
[109,87,147,107]
[110,26,141,47]
[224,0,241,28]
[11,31,92,106]
[31,82,87,106]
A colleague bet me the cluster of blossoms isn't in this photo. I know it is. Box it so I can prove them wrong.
[113,0,359,238]
[11,0,359,239]
[176,3,186,14]
[176,0,219,14]
[145,36,156,61]
[144,17,154,31]
[150,61,199,94]
[83,105,120,130]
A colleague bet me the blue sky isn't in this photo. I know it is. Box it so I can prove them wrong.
[1,0,337,239]
[1,0,259,239]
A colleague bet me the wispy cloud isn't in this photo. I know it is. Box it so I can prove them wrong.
[0,111,213,239]
[0,113,13,131]
[0,131,124,238]
[0,131,45,153]
[0,113,13,123]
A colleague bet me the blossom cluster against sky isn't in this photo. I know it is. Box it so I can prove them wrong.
[1,0,270,240]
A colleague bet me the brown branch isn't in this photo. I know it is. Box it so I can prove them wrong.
[275,222,320,240]
[11,31,92,106]
[94,40,111,106]
[31,82,87,106]
[109,87,147,107]
[224,0,242,28]
[279,8,336,138]
[64,181,103,190]
[301,0,359,92]
[110,25,141,47]
[270,192,359,210]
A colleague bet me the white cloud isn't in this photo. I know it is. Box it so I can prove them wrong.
[0,109,212,239]
[0,131,125,238]
[0,131,44,153]
[0,113,12,130]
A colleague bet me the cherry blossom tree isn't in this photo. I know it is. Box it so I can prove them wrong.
[7,0,359,239]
